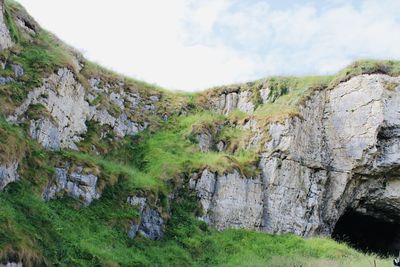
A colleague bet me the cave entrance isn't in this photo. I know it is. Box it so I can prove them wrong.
[332,209,400,256]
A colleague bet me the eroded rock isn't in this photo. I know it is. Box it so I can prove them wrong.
[113,113,143,138]
[127,196,164,240]
[0,162,19,190]
[212,90,255,115]
[0,0,13,50]
[43,167,100,205]
[11,68,91,150]
[29,118,60,150]
[194,74,400,239]
[197,132,213,152]
[190,169,263,230]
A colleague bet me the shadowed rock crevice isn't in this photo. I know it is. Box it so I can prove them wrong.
[332,209,400,256]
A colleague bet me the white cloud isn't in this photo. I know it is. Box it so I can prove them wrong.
[15,0,400,91]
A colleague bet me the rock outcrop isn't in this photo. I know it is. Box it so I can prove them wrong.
[127,196,164,240]
[11,68,91,150]
[43,166,100,205]
[0,0,13,51]
[196,132,213,152]
[212,90,255,115]
[192,74,400,238]
[0,162,19,190]
[190,169,263,230]
[10,68,149,150]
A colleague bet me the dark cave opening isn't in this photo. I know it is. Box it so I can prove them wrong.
[332,209,400,256]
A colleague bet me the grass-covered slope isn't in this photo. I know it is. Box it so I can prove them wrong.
[0,178,393,267]
[1,0,400,266]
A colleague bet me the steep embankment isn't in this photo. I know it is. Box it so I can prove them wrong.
[0,0,399,266]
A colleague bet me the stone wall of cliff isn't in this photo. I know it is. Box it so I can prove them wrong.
[192,74,400,240]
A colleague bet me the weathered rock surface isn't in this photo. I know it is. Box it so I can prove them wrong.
[10,64,24,78]
[43,166,100,205]
[127,196,164,240]
[113,113,145,138]
[0,76,13,85]
[197,132,213,152]
[193,74,400,238]
[190,169,263,230]
[29,118,61,150]
[0,0,13,51]
[11,68,91,149]
[139,208,164,240]
[10,68,148,150]
[213,90,255,115]
[0,162,19,190]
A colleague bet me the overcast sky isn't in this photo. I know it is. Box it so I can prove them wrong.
[15,0,400,91]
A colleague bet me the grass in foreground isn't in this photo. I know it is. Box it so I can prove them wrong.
[0,183,392,266]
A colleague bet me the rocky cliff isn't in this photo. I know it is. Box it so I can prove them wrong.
[195,74,400,238]
[1,0,400,265]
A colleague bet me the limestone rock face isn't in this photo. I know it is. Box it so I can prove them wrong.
[139,208,164,240]
[88,82,148,138]
[197,132,213,152]
[194,74,400,237]
[260,74,400,236]
[11,68,91,150]
[213,90,255,115]
[0,0,13,51]
[29,118,60,150]
[0,162,19,190]
[10,68,149,151]
[113,113,144,138]
[127,196,164,240]
[190,169,263,230]
[43,166,100,205]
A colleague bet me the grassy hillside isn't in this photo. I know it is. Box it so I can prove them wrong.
[0,179,392,266]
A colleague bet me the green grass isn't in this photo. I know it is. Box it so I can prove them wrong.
[130,111,260,179]
[251,75,332,124]
[62,150,165,194]
[332,59,400,87]
[0,116,27,164]
[0,182,392,267]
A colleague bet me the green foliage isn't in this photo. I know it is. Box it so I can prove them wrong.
[332,59,400,87]
[4,0,21,43]
[0,116,27,164]
[0,180,391,266]
[62,150,165,194]
[13,31,76,85]
[129,111,259,179]
[253,76,332,124]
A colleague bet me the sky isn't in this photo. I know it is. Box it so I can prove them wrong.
[15,0,400,91]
